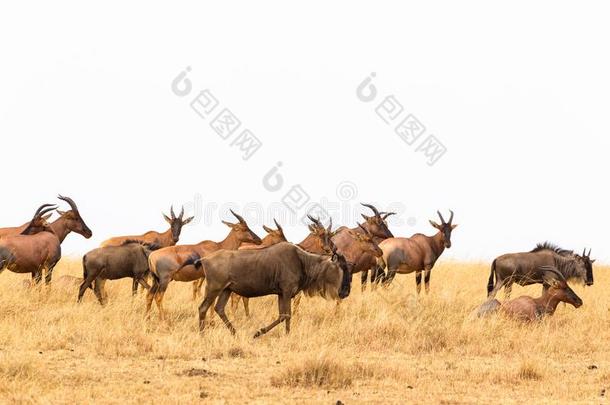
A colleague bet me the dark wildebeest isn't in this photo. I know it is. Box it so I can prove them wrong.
[487,242,594,299]
[230,219,289,316]
[0,204,68,285]
[0,211,54,239]
[197,242,352,338]
[378,210,457,294]
[478,266,583,321]
[146,210,261,320]
[100,206,194,294]
[79,241,160,305]
[332,203,394,291]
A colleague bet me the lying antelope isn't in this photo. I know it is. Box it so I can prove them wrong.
[478,266,583,321]
[488,243,593,299]
[230,219,288,316]
[197,242,352,338]
[0,196,92,284]
[146,210,261,320]
[378,210,457,294]
[79,241,160,305]
[100,206,193,294]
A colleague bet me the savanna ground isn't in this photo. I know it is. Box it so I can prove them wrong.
[0,260,608,404]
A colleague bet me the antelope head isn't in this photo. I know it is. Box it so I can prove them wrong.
[261,218,287,245]
[429,210,457,248]
[349,224,383,258]
[541,266,583,308]
[360,203,394,240]
[21,204,57,235]
[222,210,262,245]
[56,195,93,238]
[163,206,195,243]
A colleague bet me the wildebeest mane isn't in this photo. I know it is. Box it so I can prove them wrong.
[531,242,573,257]
[121,239,161,251]
[294,246,342,299]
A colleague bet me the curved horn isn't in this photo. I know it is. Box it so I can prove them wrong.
[327,217,333,233]
[361,203,380,217]
[448,210,454,225]
[33,203,57,218]
[38,205,58,219]
[58,195,80,215]
[273,218,282,231]
[179,206,185,220]
[539,265,566,282]
[381,212,396,220]
[437,210,446,225]
[170,206,176,220]
[230,209,246,224]
[307,214,322,227]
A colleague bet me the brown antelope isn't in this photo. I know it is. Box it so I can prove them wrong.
[378,210,457,294]
[146,210,261,320]
[197,242,352,338]
[0,212,54,239]
[101,206,194,247]
[297,215,337,255]
[0,203,67,284]
[230,219,288,316]
[478,266,583,321]
[100,206,193,293]
[487,243,593,299]
[332,203,394,290]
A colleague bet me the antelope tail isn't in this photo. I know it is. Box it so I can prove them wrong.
[487,259,497,295]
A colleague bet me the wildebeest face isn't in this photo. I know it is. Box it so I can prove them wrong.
[429,210,457,249]
[163,206,194,243]
[577,248,595,286]
[332,253,352,299]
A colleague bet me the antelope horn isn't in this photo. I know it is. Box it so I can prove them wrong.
[358,223,370,235]
[58,195,80,215]
[582,248,587,257]
[33,204,57,218]
[361,203,380,217]
[327,217,333,233]
[273,218,283,232]
[539,265,566,282]
[179,206,185,219]
[588,248,592,257]
[230,209,246,224]
[437,210,446,225]
[381,212,396,220]
[170,206,176,220]
[448,210,454,225]
[38,205,58,219]
[307,214,322,227]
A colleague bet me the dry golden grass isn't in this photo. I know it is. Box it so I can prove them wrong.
[0,259,608,404]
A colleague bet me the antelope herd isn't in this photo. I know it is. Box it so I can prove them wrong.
[0,196,598,337]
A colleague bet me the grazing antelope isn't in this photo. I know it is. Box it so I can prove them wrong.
[146,210,261,320]
[478,266,583,321]
[487,243,593,299]
[100,206,193,293]
[378,210,457,294]
[0,212,54,239]
[0,204,63,284]
[197,242,352,338]
[333,203,394,290]
[230,219,288,316]
[79,241,160,305]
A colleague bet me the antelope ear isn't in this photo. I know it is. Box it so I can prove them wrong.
[222,220,235,228]
[183,216,195,225]
[163,213,172,224]
[429,220,441,229]
[451,224,458,229]
[263,225,273,233]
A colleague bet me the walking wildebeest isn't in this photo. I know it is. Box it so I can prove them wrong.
[0,211,54,239]
[197,242,352,338]
[79,241,160,305]
[230,219,288,316]
[378,210,457,294]
[332,203,394,291]
[478,266,583,321]
[0,203,67,284]
[487,242,594,299]
[100,206,194,294]
[146,210,261,320]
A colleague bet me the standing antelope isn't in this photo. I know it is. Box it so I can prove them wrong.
[487,243,593,299]
[230,219,288,316]
[100,206,193,294]
[0,203,68,284]
[146,210,261,320]
[378,210,457,294]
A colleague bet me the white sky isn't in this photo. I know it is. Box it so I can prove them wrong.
[1,2,608,262]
